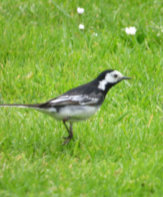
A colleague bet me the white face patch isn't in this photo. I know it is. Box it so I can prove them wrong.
[98,70,124,91]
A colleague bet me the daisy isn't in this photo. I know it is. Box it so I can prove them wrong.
[125,26,137,35]
[79,24,85,30]
[77,7,84,14]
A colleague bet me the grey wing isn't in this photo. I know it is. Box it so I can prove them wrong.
[47,94,100,107]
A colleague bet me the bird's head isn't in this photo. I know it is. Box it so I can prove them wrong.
[96,70,131,93]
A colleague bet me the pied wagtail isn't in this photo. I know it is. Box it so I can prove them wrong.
[0,70,131,144]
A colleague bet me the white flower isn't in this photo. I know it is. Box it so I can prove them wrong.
[77,7,84,14]
[79,24,85,30]
[125,26,137,35]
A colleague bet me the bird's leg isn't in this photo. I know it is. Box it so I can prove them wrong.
[63,120,69,133]
[63,121,73,145]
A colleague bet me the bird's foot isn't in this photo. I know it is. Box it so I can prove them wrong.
[62,136,73,145]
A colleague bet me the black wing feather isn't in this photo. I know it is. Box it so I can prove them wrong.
[39,85,104,108]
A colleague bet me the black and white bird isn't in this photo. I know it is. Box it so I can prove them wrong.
[0,70,131,144]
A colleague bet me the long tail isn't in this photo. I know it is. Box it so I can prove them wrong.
[0,103,41,109]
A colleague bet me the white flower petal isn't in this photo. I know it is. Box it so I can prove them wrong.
[77,7,84,14]
[125,26,137,35]
[79,24,85,30]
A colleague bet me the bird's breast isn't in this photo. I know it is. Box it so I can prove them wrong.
[49,105,100,122]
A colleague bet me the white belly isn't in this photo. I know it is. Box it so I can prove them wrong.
[47,105,100,122]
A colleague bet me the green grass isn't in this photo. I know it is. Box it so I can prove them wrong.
[0,0,163,196]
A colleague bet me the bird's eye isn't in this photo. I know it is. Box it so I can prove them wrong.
[114,74,118,78]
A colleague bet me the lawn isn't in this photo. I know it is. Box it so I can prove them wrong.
[0,0,163,196]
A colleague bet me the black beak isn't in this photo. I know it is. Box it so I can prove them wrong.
[122,76,131,80]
